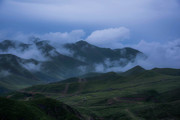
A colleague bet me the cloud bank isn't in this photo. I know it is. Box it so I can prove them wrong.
[132,39,180,69]
[86,27,129,48]
[94,38,180,71]
[0,27,180,70]
[36,30,85,44]
[20,62,41,72]
[0,30,85,43]
[0,43,48,61]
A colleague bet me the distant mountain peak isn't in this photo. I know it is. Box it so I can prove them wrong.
[75,40,89,45]
[0,40,31,52]
[0,54,19,62]
[64,40,146,65]
[123,65,146,76]
[1,40,23,45]
[75,40,93,47]
[1,40,14,43]
[127,65,146,72]
[0,40,16,48]
[133,65,145,70]
[35,40,50,44]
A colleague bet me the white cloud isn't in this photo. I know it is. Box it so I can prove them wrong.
[35,30,85,55]
[20,62,41,72]
[0,28,180,70]
[37,30,85,44]
[0,30,85,44]
[0,30,86,62]
[90,38,180,71]
[131,39,180,69]
[86,27,130,48]
[0,44,49,61]
[0,30,34,42]
[94,58,133,72]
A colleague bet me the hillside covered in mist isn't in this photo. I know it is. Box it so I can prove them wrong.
[0,39,146,93]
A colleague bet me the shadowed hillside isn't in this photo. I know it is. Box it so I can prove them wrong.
[0,96,85,120]
[23,66,180,120]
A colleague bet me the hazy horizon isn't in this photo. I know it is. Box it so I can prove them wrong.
[0,0,180,69]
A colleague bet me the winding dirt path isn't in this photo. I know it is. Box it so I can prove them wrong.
[125,109,142,120]
[63,83,70,94]
[76,78,87,94]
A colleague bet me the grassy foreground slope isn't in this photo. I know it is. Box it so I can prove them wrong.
[24,67,180,120]
[0,96,85,120]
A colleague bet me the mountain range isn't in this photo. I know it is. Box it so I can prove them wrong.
[0,39,179,120]
[0,39,145,92]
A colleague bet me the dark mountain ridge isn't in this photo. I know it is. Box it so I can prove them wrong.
[0,39,146,93]
[0,40,31,51]
[122,65,146,76]
[64,40,146,66]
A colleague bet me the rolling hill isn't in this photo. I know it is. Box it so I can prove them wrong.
[121,65,146,76]
[0,96,85,120]
[23,66,180,120]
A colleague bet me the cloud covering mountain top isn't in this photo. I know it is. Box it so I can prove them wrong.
[0,30,180,71]
[0,0,180,70]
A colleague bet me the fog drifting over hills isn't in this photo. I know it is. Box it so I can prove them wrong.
[0,27,180,71]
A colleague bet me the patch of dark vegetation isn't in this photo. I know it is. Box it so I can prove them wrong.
[124,89,160,102]
[133,100,180,120]
[105,112,131,120]
[9,66,180,120]
[0,97,85,120]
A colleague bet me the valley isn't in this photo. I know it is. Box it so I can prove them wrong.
[1,1,180,119]
[0,39,179,120]
[0,40,145,93]
[7,67,180,120]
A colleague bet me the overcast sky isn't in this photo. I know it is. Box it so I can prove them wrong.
[0,0,180,44]
[0,0,180,68]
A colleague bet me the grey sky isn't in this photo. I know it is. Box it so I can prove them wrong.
[0,0,180,69]
[0,0,180,43]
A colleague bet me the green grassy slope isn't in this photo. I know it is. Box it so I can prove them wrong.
[0,96,85,120]
[122,65,146,76]
[24,67,180,120]
[152,68,180,76]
